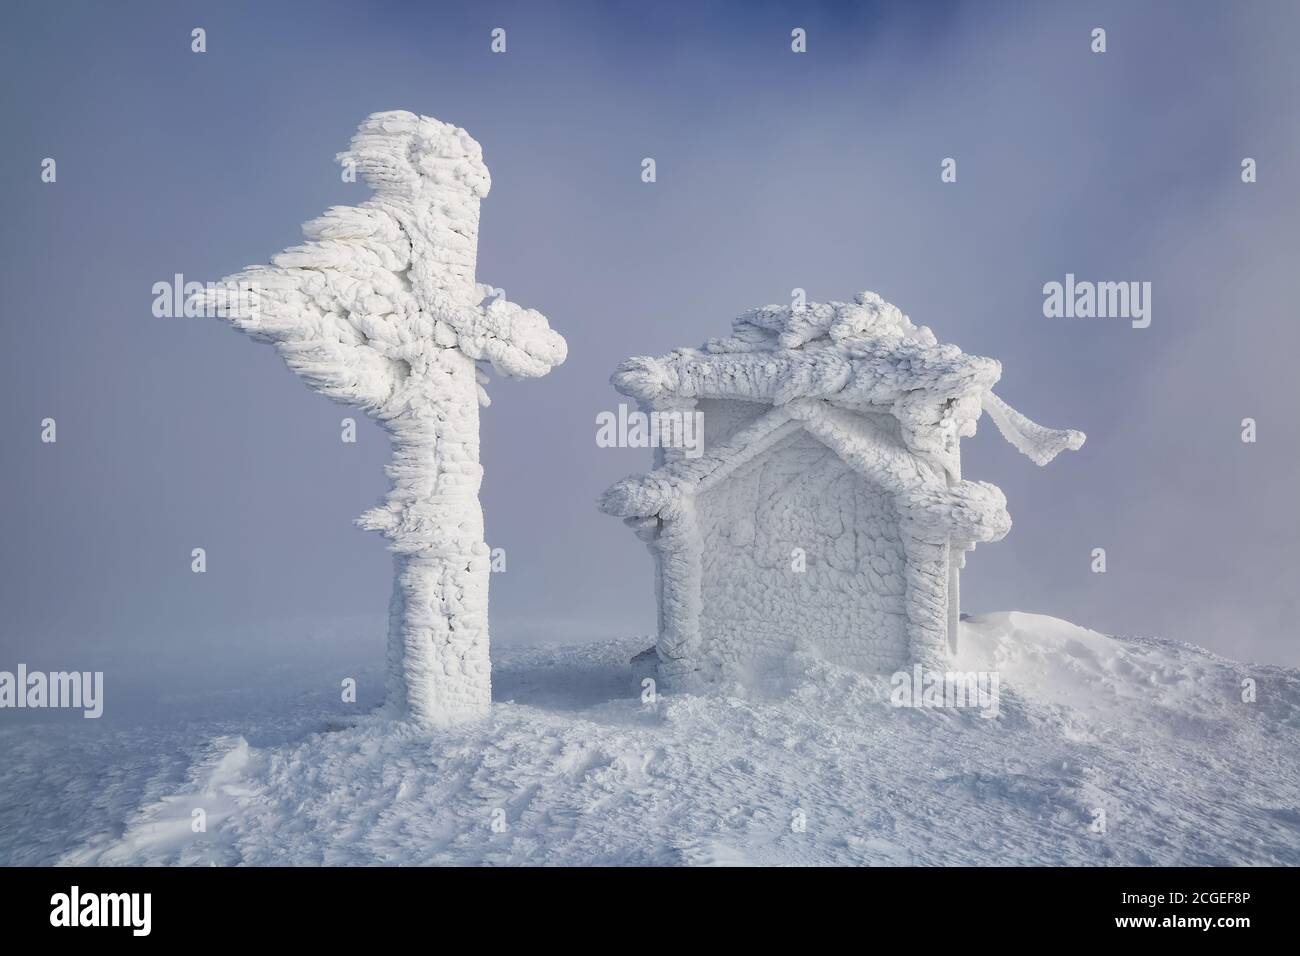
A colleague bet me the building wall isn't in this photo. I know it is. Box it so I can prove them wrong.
[693,427,911,678]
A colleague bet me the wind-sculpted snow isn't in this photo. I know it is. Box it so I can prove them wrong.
[982,390,1086,466]
[201,111,566,727]
[601,291,1080,686]
[9,614,1297,867]
[611,291,1078,473]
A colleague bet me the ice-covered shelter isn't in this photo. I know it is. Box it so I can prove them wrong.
[599,291,1084,690]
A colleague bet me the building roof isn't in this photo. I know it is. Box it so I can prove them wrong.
[608,290,1084,477]
[611,291,1001,409]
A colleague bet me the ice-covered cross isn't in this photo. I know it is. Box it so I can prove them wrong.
[204,111,566,727]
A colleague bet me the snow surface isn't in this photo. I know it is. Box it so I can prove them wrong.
[2,613,1296,866]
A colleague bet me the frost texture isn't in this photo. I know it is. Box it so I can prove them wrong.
[203,111,566,727]
[21,613,1298,866]
[982,390,1086,466]
[601,291,1081,688]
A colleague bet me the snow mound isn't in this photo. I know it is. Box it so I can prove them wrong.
[2,615,1297,866]
[958,612,1297,727]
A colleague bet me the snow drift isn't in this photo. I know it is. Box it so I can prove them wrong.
[3,613,1296,866]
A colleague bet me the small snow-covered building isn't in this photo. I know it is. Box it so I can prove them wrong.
[599,291,1084,690]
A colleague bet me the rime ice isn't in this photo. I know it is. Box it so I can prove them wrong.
[203,111,566,727]
[600,291,1083,689]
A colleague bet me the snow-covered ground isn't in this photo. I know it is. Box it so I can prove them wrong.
[2,613,1297,866]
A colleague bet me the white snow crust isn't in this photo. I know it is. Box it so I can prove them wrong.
[201,112,566,727]
[5,613,1296,866]
[600,292,1080,687]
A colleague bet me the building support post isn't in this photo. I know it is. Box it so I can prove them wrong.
[946,440,962,656]
[947,544,961,656]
